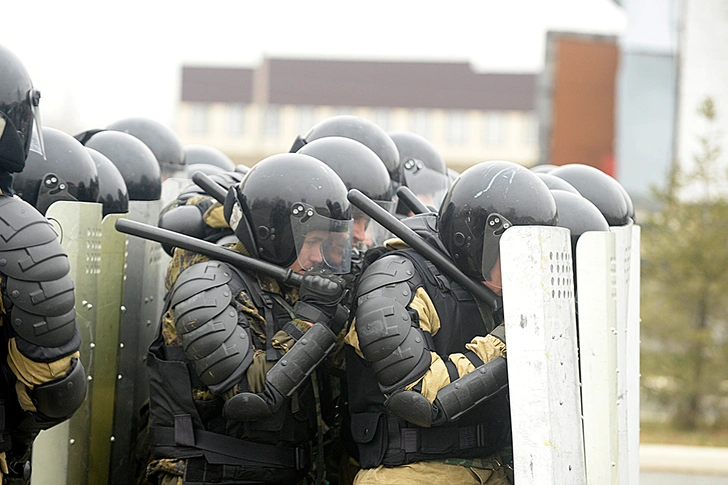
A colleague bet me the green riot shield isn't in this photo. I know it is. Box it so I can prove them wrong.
[31,201,103,485]
[85,212,128,485]
[109,198,165,485]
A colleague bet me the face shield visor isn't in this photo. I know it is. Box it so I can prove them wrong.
[402,159,450,211]
[23,89,45,159]
[290,202,353,274]
[352,198,397,251]
[481,213,512,281]
[0,89,45,168]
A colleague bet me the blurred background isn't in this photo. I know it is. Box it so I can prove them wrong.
[6,0,728,450]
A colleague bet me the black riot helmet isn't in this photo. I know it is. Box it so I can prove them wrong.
[13,127,100,214]
[439,160,558,280]
[106,117,186,179]
[86,147,129,216]
[0,45,45,174]
[179,170,243,201]
[550,189,609,254]
[535,172,581,195]
[186,163,226,177]
[549,164,630,226]
[297,136,395,248]
[389,131,450,213]
[223,153,354,274]
[530,164,558,174]
[84,130,162,201]
[291,115,402,186]
[184,144,236,172]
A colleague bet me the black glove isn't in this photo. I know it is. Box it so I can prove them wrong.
[293,267,347,325]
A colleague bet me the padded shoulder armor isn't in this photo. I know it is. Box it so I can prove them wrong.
[355,256,431,393]
[171,261,254,395]
[0,196,61,251]
[356,254,418,308]
[0,196,79,361]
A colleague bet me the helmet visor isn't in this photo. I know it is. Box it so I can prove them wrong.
[403,161,450,210]
[291,203,353,274]
[481,213,512,280]
[353,199,396,250]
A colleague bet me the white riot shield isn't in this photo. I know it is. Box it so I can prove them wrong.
[109,199,165,485]
[161,177,192,207]
[31,201,103,485]
[627,226,641,483]
[610,223,640,485]
[501,226,586,485]
[576,231,618,485]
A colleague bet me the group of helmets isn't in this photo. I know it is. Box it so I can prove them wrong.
[3,40,634,283]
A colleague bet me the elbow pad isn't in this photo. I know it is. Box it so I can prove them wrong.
[31,356,87,421]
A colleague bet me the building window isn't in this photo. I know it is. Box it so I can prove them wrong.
[263,105,280,139]
[370,108,390,131]
[483,112,506,147]
[446,111,468,145]
[227,104,245,136]
[297,105,317,136]
[189,104,208,136]
[409,109,432,139]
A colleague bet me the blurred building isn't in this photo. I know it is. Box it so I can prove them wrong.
[175,58,539,173]
[537,32,620,175]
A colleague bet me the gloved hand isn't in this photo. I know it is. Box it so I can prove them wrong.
[293,266,347,325]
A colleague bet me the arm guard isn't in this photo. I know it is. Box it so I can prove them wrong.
[0,196,80,361]
[386,356,508,427]
[170,260,254,396]
[354,255,431,393]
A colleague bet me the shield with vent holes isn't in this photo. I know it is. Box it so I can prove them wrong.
[501,226,586,485]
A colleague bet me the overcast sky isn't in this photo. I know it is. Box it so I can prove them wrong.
[4,0,625,134]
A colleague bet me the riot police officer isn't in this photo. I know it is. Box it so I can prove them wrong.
[388,131,451,215]
[0,44,86,483]
[144,153,354,484]
[344,160,558,484]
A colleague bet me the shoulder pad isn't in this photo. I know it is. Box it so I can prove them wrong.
[169,260,234,307]
[173,284,235,334]
[158,204,207,239]
[0,196,60,251]
[357,254,416,302]
[11,306,77,349]
[6,273,75,316]
[0,238,70,281]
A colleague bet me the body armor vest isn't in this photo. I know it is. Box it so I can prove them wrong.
[147,266,317,484]
[347,248,511,468]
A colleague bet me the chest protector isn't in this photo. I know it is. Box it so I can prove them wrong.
[348,248,511,468]
[147,265,316,483]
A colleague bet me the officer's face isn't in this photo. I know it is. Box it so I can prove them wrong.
[482,257,503,296]
[290,230,327,274]
[353,216,371,248]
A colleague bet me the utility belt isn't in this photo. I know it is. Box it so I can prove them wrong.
[150,423,310,471]
[352,411,506,468]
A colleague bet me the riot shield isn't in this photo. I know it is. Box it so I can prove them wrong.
[501,226,586,485]
[85,212,128,485]
[31,201,103,485]
[610,223,640,485]
[576,231,618,484]
[109,198,164,485]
